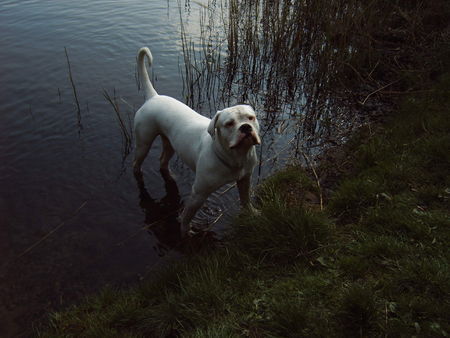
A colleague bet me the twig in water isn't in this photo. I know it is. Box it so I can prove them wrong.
[202,212,224,232]
[2,201,88,269]
[64,47,82,128]
[114,207,182,247]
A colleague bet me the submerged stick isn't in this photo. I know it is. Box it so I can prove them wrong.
[8,201,88,265]
[114,207,182,247]
[64,47,82,127]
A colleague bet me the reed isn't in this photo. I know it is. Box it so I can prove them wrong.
[179,0,226,114]
[64,47,82,130]
[180,0,449,154]
[102,88,133,160]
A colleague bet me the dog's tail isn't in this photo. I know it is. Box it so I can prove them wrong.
[137,47,158,100]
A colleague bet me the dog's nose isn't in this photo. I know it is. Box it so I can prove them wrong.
[239,123,253,134]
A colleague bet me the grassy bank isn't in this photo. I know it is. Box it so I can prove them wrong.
[41,77,450,336]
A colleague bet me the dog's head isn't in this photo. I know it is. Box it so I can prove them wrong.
[208,105,261,150]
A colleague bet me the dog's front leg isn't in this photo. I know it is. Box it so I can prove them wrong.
[237,175,259,214]
[237,174,252,207]
[179,191,208,236]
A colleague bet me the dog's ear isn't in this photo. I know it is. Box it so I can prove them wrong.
[208,110,222,137]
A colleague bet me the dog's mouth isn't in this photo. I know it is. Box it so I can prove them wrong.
[230,132,261,149]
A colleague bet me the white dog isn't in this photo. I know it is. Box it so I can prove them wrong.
[133,47,260,236]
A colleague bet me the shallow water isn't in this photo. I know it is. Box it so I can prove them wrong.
[0,0,292,335]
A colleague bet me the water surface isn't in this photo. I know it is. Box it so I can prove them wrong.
[0,0,211,335]
[0,0,295,335]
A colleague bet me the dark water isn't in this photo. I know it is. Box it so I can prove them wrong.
[0,0,291,335]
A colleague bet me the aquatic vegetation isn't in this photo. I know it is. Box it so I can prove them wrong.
[181,0,449,154]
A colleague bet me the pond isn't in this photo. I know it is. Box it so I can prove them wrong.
[0,0,298,335]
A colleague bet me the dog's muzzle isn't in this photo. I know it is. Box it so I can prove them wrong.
[230,123,261,149]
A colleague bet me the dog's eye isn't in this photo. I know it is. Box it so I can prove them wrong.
[225,120,235,128]
[248,116,255,121]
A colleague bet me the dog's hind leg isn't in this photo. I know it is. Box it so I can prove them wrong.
[159,135,175,173]
[133,126,157,178]
[133,143,151,178]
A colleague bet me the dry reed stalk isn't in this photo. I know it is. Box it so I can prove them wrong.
[102,88,133,157]
[179,0,448,160]
[64,47,82,128]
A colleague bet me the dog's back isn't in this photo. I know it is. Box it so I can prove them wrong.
[135,94,210,171]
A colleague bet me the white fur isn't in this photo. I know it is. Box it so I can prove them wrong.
[133,47,260,236]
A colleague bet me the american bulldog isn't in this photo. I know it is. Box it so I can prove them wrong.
[133,47,260,236]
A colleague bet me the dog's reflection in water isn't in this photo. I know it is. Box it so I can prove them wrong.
[137,170,217,256]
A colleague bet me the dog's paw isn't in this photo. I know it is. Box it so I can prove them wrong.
[180,223,191,238]
[248,204,261,216]
[187,228,197,237]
